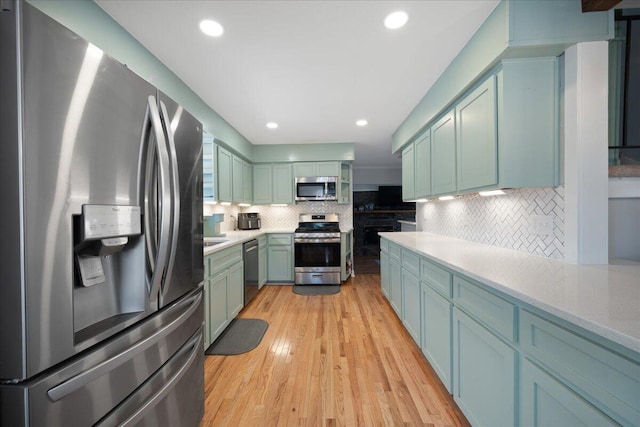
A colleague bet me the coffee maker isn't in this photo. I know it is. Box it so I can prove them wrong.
[237,213,261,230]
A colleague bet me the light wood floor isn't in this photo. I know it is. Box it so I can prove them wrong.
[201,274,469,427]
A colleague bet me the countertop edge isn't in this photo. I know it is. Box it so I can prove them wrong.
[379,232,640,355]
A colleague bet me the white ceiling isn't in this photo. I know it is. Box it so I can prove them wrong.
[96,0,500,169]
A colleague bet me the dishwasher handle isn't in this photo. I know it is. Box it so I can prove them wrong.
[243,239,258,252]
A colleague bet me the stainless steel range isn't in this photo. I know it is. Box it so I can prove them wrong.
[294,214,342,285]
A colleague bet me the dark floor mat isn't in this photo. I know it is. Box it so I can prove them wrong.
[205,318,268,355]
[293,285,340,295]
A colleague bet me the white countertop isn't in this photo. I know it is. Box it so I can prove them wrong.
[397,220,417,225]
[379,231,640,354]
[203,228,294,255]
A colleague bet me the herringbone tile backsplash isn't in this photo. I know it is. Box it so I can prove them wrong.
[417,187,565,259]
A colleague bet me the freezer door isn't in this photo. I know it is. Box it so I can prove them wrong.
[157,93,204,308]
[1,3,160,380]
[0,289,204,427]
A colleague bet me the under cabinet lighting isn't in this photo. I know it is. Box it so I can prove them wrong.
[438,195,455,201]
[271,204,287,207]
[415,199,429,203]
[238,203,251,207]
[479,189,506,197]
[204,201,218,205]
[220,202,231,206]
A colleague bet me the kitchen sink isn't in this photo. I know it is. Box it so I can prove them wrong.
[203,238,230,247]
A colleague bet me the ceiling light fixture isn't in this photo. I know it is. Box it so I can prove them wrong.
[384,11,409,30]
[199,19,224,37]
[266,122,278,129]
[356,119,368,127]
[438,195,455,201]
[479,189,506,197]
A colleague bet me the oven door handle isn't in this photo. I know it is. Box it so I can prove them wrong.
[294,238,341,244]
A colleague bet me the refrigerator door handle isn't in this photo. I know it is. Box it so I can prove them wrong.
[47,290,202,402]
[158,101,181,294]
[112,331,202,427]
[144,96,172,302]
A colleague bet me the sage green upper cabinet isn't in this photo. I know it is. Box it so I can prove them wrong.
[402,144,415,201]
[253,163,293,205]
[242,160,253,204]
[252,164,272,205]
[402,128,431,201]
[231,155,244,203]
[272,164,293,204]
[431,110,457,196]
[203,136,215,202]
[293,161,340,177]
[456,77,497,192]
[496,58,559,189]
[414,129,431,199]
[337,162,351,204]
[216,146,233,203]
[230,154,252,203]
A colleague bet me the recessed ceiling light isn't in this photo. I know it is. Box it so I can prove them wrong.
[384,11,408,30]
[266,122,278,129]
[356,119,368,127]
[199,19,224,37]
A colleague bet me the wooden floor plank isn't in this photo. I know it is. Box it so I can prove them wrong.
[201,273,469,427]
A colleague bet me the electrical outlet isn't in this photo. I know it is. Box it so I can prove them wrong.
[529,215,554,236]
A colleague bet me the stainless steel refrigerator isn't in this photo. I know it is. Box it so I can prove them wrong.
[0,2,205,425]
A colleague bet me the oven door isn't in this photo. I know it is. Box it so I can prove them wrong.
[294,239,341,269]
[294,238,341,285]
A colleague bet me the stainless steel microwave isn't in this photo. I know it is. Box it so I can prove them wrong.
[295,176,338,201]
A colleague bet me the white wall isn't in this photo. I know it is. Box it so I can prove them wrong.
[352,167,401,191]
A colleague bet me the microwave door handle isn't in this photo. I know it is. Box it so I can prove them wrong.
[145,96,172,303]
[158,101,180,295]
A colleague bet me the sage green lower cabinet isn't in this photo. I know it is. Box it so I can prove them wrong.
[227,262,243,319]
[401,270,421,345]
[340,230,353,281]
[421,283,453,393]
[267,233,294,282]
[520,310,640,426]
[521,359,620,427]
[204,244,244,346]
[453,307,517,427]
[379,237,640,426]
[208,270,230,343]
[389,259,402,317]
[380,250,390,298]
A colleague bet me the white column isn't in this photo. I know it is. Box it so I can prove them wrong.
[564,41,609,264]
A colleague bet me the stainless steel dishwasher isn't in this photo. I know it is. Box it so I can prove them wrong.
[243,239,259,306]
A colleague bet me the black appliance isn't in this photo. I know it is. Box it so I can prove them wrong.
[238,212,261,230]
[294,214,341,285]
[243,239,259,305]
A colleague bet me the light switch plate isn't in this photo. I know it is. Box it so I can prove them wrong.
[529,214,554,236]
